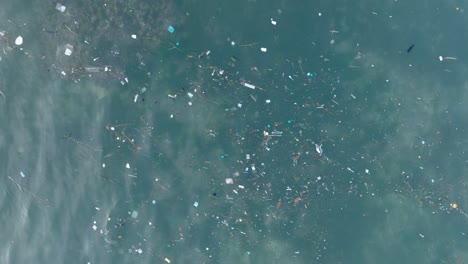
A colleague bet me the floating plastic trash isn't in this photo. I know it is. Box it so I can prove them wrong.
[55,3,66,12]
[85,66,100,73]
[167,25,175,33]
[64,44,73,56]
[131,210,139,218]
[15,36,23,46]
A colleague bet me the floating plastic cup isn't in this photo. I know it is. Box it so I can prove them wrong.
[167,25,175,33]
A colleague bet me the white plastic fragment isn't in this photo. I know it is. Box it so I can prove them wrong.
[164,258,171,263]
[260,47,267,52]
[92,224,97,231]
[134,94,139,102]
[246,154,250,160]
[124,77,129,83]
[265,99,271,104]
[243,83,256,89]
[55,3,66,12]
[225,178,234,184]
[439,56,443,61]
[137,249,143,254]
[237,103,242,108]
[193,201,199,207]
[238,185,245,189]
[131,210,138,218]
[15,36,23,46]
[64,44,73,56]
[126,163,131,169]
[187,92,194,98]
[271,18,277,25]
[131,34,137,39]
[20,171,25,177]
[102,163,106,168]
[61,71,66,76]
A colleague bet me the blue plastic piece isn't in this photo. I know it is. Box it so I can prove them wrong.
[167,25,175,33]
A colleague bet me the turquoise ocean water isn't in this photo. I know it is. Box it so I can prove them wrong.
[1,0,468,263]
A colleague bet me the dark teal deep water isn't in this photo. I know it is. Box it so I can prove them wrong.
[1,0,468,263]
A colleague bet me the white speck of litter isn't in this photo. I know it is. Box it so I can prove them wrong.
[271,18,277,25]
[131,34,137,39]
[15,36,23,46]
[102,163,106,168]
[265,99,271,104]
[126,163,131,169]
[64,44,73,56]
[439,56,443,61]
[260,47,267,52]
[131,210,138,218]
[92,225,97,231]
[194,201,199,207]
[55,3,66,12]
